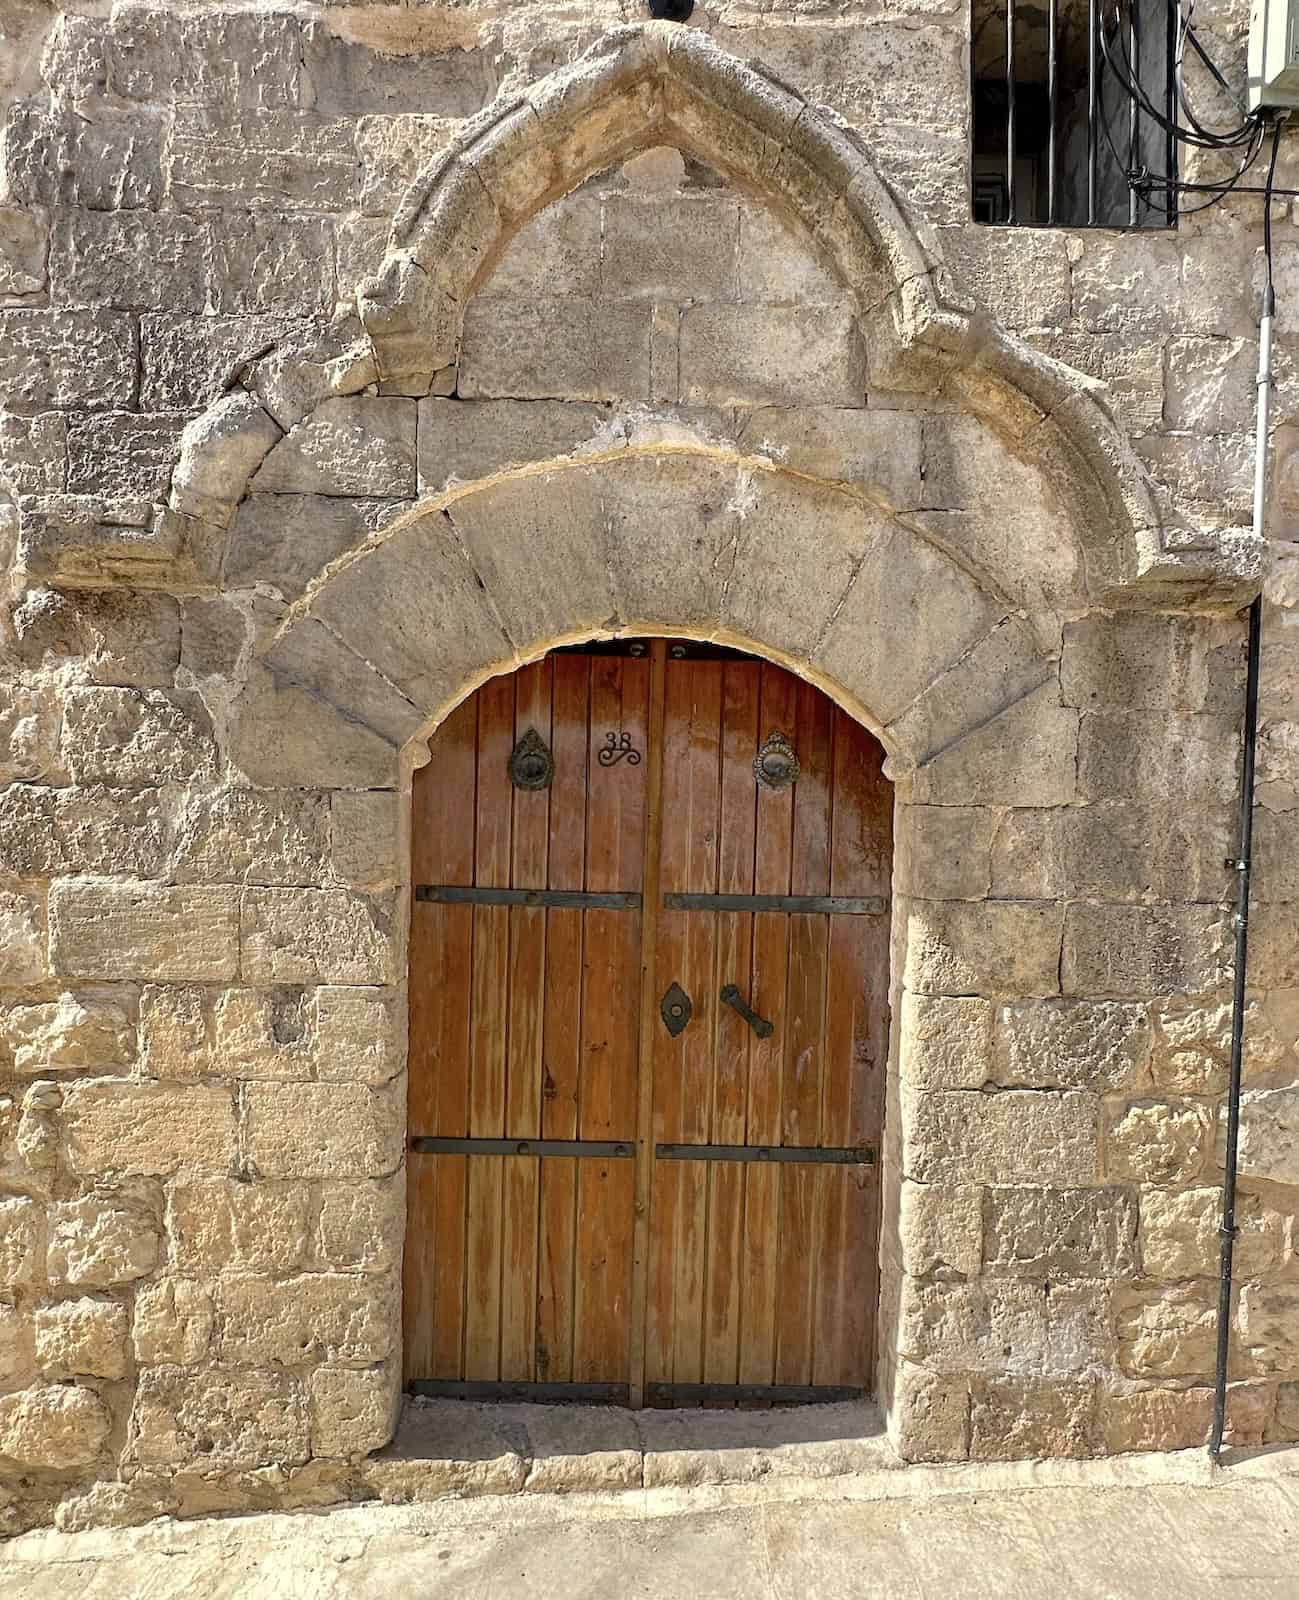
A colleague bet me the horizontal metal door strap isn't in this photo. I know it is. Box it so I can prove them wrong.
[646,1383,865,1405]
[655,1143,876,1166]
[415,885,641,909]
[411,1137,634,1158]
[409,1380,630,1403]
[663,893,888,915]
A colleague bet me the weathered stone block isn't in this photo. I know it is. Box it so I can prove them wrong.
[132,1279,215,1367]
[10,587,182,688]
[329,791,399,888]
[50,881,240,982]
[1098,1386,1213,1453]
[61,1082,235,1179]
[18,497,176,584]
[1025,329,1167,434]
[1076,711,1240,808]
[737,203,846,305]
[889,1361,970,1462]
[244,1080,404,1180]
[128,1366,309,1472]
[171,791,330,888]
[896,805,995,900]
[314,987,403,1085]
[1150,997,1234,1094]
[1105,1101,1211,1187]
[0,309,136,410]
[993,1001,1151,1092]
[168,107,353,212]
[899,1278,1110,1375]
[50,208,207,312]
[0,1196,42,1291]
[140,312,308,412]
[898,1182,982,1277]
[488,200,602,299]
[1236,1086,1299,1186]
[2,994,135,1075]
[743,405,923,508]
[0,678,60,785]
[208,215,334,315]
[983,1187,1137,1278]
[903,900,1063,998]
[308,1363,400,1457]
[416,397,604,493]
[903,1089,1100,1184]
[969,1377,1096,1460]
[910,685,1079,808]
[1061,614,1243,714]
[47,1197,158,1287]
[0,785,171,880]
[169,1181,310,1275]
[1117,1287,1217,1378]
[301,19,497,116]
[679,305,865,407]
[61,687,216,787]
[33,1297,129,1379]
[217,1272,396,1366]
[0,204,47,295]
[108,9,303,107]
[224,493,399,599]
[1141,1187,1279,1281]
[0,411,65,495]
[460,299,653,402]
[5,104,164,210]
[942,227,1071,329]
[0,1385,111,1469]
[356,114,454,213]
[604,196,739,301]
[252,399,417,497]
[66,413,187,500]
[0,888,48,985]
[180,597,248,683]
[0,1306,32,1385]
[897,993,993,1090]
[240,888,394,985]
[317,1180,403,1274]
[1062,905,1227,998]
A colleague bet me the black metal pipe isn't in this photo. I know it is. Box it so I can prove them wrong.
[1128,0,1141,225]
[1006,0,1017,223]
[1047,0,1058,224]
[1210,594,1263,1460]
[1088,0,1099,223]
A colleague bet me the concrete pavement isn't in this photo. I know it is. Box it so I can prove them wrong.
[4,1444,1299,1598]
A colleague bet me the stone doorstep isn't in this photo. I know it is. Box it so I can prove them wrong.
[361,1397,895,1501]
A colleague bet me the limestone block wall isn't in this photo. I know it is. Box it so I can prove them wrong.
[0,0,1294,1536]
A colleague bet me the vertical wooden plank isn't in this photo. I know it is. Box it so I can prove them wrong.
[405,694,476,1381]
[738,663,798,1388]
[647,658,721,1395]
[575,654,648,1382]
[775,679,833,1386]
[500,660,552,1380]
[704,659,759,1387]
[628,641,668,1408]
[464,672,514,1380]
[536,655,590,1384]
[817,708,892,1388]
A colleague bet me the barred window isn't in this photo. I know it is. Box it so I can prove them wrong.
[972,0,1177,227]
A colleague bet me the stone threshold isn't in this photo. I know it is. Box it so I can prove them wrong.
[362,1396,895,1501]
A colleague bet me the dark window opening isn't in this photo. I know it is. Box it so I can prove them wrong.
[972,0,1177,227]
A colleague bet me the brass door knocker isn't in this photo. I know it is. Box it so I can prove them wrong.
[754,731,799,791]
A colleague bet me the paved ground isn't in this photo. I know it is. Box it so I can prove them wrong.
[4,1445,1299,1598]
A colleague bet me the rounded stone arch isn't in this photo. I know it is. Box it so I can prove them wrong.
[231,443,1058,794]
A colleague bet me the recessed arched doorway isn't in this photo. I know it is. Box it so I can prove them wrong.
[403,638,893,1408]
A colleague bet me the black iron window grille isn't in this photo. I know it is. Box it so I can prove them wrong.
[973,0,1178,227]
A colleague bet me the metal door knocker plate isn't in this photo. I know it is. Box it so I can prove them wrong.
[754,731,799,791]
[509,727,554,790]
[661,982,692,1037]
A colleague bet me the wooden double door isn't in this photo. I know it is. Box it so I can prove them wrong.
[405,640,892,1407]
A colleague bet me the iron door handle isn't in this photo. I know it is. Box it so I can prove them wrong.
[720,984,774,1039]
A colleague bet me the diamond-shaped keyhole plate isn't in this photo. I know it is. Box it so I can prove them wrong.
[660,981,692,1037]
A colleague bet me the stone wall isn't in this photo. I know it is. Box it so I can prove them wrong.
[0,0,1296,1535]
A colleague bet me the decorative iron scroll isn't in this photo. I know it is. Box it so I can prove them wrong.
[598,731,642,768]
[509,727,554,790]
